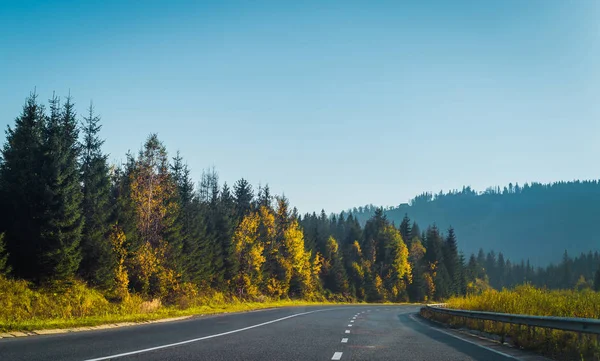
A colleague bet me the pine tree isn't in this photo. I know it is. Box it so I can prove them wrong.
[39,95,84,284]
[79,102,115,289]
[410,221,421,241]
[257,184,273,210]
[170,153,207,287]
[233,178,254,220]
[399,214,412,246]
[111,152,139,255]
[0,92,47,281]
[443,227,460,295]
[215,182,235,289]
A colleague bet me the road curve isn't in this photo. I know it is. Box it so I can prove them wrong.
[0,305,518,361]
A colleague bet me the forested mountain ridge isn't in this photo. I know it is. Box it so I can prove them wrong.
[347,181,600,265]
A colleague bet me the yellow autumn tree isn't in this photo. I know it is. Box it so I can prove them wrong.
[110,225,129,300]
[128,134,182,298]
[257,206,291,298]
[383,224,411,301]
[231,211,266,299]
[283,220,316,299]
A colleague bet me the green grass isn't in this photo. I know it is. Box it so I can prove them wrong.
[0,276,372,332]
[421,285,600,361]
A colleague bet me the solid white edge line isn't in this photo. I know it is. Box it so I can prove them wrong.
[341,338,348,343]
[82,309,332,361]
[408,314,518,360]
[345,330,350,333]
[332,351,343,360]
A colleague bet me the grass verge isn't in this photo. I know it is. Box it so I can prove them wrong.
[420,285,600,361]
[1,276,371,333]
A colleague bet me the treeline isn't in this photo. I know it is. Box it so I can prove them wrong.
[0,92,476,304]
[469,248,600,291]
[348,181,600,265]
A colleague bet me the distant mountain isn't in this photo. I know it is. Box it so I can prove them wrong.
[346,180,600,265]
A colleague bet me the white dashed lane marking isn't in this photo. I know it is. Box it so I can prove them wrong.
[347,324,352,327]
[341,338,348,343]
[332,351,343,360]
[350,320,354,323]
[345,330,350,334]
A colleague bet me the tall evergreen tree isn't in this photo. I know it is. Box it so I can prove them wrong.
[79,102,114,289]
[233,178,254,220]
[0,92,47,280]
[443,227,460,295]
[171,153,207,286]
[39,95,84,283]
[399,214,412,245]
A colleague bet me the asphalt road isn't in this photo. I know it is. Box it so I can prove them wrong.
[0,305,520,361]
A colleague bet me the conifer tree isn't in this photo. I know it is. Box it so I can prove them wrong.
[443,227,460,295]
[234,178,254,220]
[0,92,47,280]
[39,95,84,283]
[399,214,412,246]
[79,102,114,289]
[170,153,207,287]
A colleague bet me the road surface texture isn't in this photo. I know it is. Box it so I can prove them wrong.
[0,305,547,361]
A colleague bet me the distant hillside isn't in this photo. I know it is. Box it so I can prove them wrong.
[347,180,600,265]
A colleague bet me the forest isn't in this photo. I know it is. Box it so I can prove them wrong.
[348,180,600,265]
[0,92,599,315]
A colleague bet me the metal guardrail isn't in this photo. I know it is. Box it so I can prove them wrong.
[424,304,600,335]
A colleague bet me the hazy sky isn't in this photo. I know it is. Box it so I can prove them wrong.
[1,0,599,214]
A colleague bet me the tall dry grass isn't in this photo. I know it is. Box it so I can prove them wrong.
[421,285,600,360]
[0,276,348,332]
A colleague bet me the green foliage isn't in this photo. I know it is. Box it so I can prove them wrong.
[79,102,115,289]
[39,95,85,283]
[0,92,47,281]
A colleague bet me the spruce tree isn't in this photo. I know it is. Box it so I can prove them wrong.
[79,102,114,289]
[39,95,84,284]
[170,153,207,286]
[0,92,47,280]
[443,227,460,295]
[399,214,412,245]
[233,178,254,220]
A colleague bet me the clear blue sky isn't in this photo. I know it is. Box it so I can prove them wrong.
[1,0,599,214]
